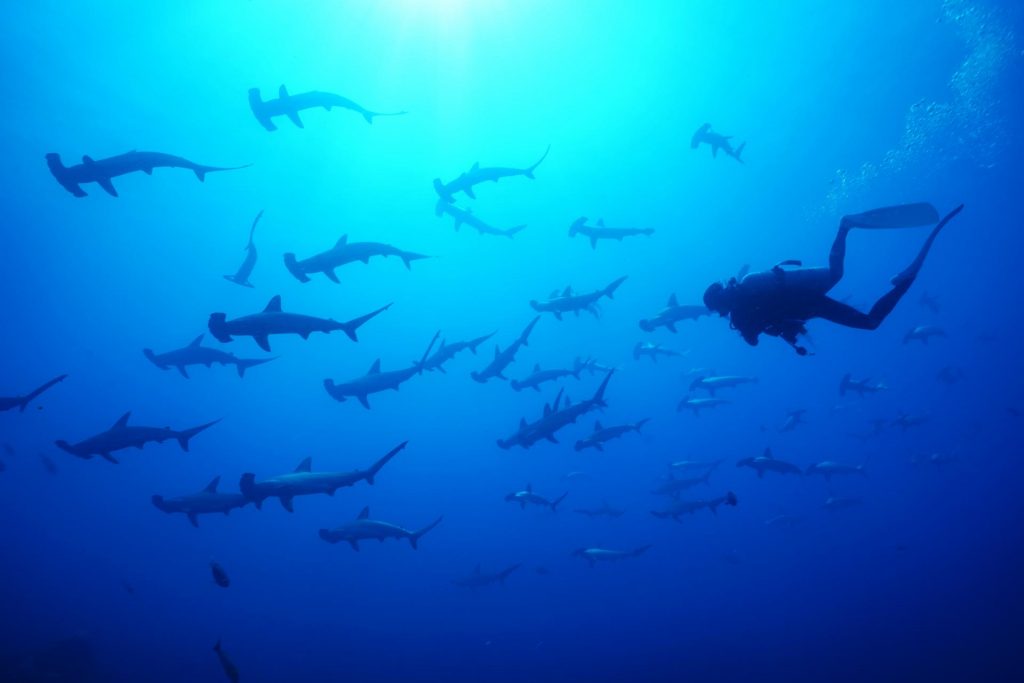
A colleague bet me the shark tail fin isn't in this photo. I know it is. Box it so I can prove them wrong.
[19,374,68,412]
[194,164,251,182]
[365,441,407,484]
[401,252,429,269]
[237,357,275,378]
[500,563,521,583]
[550,492,568,512]
[603,276,628,300]
[635,418,651,432]
[341,303,392,342]
[734,142,746,162]
[410,516,443,549]
[591,370,614,407]
[524,144,551,178]
[177,419,220,451]
[506,225,526,238]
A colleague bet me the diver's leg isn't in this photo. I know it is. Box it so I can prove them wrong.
[813,297,878,330]
[823,220,852,291]
[891,204,963,286]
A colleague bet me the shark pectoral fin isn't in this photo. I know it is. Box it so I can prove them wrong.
[176,366,189,379]
[349,540,360,551]
[96,177,119,197]
[666,323,677,333]
[464,186,476,199]
[298,331,311,340]
[100,452,119,464]
[253,335,271,352]
[324,270,340,284]
[187,513,199,528]
[280,496,294,513]
[286,111,304,128]
[589,236,598,249]
[357,395,371,410]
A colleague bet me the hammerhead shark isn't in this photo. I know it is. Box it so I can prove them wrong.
[208,295,390,351]
[239,441,406,512]
[283,235,429,284]
[568,217,655,249]
[46,151,247,197]
[497,371,614,449]
[573,546,651,566]
[223,210,262,288]
[323,333,439,409]
[651,491,738,521]
[319,506,442,551]
[574,418,650,452]
[504,484,567,511]
[736,448,802,478]
[530,276,628,320]
[55,412,219,464]
[152,476,251,527]
[690,123,746,163]
[470,317,540,383]
[453,563,521,588]
[422,332,495,373]
[510,359,586,392]
[435,202,525,238]
[249,85,406,130]
[433,146,550,203]
[144,335,274,378]
[638,294,708,332]
[1,374,67,412]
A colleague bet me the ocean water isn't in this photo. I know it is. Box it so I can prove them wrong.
[1,1,1023,681]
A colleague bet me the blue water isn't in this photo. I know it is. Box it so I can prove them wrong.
[2,1,1023,681]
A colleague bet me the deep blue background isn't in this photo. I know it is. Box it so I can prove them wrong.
[1,1,1022,681]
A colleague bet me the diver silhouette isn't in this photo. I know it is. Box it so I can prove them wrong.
[703,203,963,355]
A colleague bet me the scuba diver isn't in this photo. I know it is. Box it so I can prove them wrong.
[691,123,745,163]
[703,203,963,355]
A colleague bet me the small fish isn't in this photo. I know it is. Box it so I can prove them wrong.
[210,562,230,588]
[213,639,240,683]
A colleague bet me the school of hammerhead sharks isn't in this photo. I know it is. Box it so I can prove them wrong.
[8,84,963,681]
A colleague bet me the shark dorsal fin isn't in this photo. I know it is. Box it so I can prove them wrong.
[278,84,289,98]
[597,218,605,227]
[526,483,532,493]
[113,412,131,429]
[335,234,348,248]
[668,293,678,307]
[543,403,552,416]
[533,363,541,373]
[562,286,572,297]
[471,161,480,171]
[594,421,603,432]
[294,457,312,473]
[263,295,283,313]
[763,448,774,459]
[369,359,382,374]
[357,506,370,519]
[188,334,204,348]
[82,155,96,165]
[203,476,220,493]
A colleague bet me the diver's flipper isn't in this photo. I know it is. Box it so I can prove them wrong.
[842,203,939,229]
[891,204,963,286]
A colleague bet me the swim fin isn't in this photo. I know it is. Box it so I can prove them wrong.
[842,203,939,229]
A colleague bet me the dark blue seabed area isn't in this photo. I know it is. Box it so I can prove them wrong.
[1,2,1023,682]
